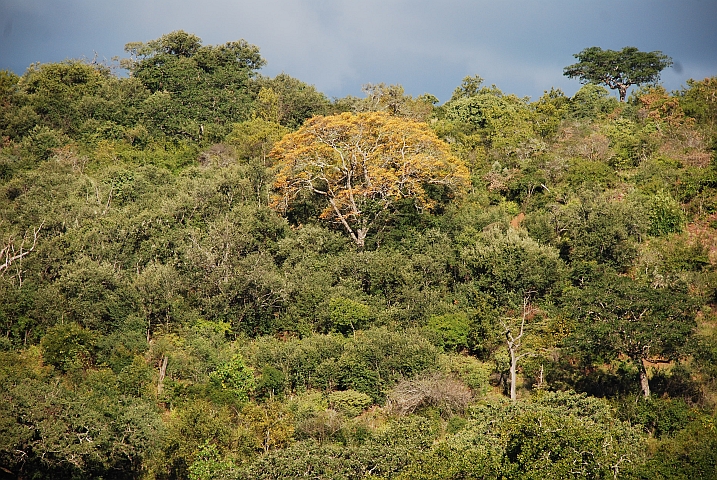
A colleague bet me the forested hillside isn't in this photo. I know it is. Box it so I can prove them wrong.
[1,31,717,479]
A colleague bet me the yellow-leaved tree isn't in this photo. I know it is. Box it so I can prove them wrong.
[270,111,470,247]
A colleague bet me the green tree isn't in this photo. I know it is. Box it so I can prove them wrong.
[0,353,162,479]
[426,313,470,352]
[133,262,186,342]
[549,194,647,271]
[679,76,717,129]
[125,30,265,139]
[443,82,539,158]
[397,391,645,480]
[0,69,24,139]
[50,256,135,334]
[184,204,287,334]
[461,226,565,307]
[17,61,109,136]
[568,84,620,119]
[209,354,255,404]
[336,327,439,402]
[636,414,717,479]
[224,117,289,206]
[240,416,437,479]
[646,190,685,236]
[563,270,697,397]
[155,400,246,479]
[499,395,645,479]
[564,46,673,102]
[241,400,294,453]
[327,389,373,417]
[187,442,234,480]
[327,296,371,336]
[449,74,486,101]
[0,69,19,105]
[532,88,569,138]
[357,82,437,121]
[254,73,331,129]
[40,322,95,373]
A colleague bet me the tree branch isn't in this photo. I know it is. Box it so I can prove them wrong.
[0,222,44,275]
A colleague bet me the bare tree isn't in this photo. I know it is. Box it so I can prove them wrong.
[386,372,473,417]
[501,294,538,402]
[0,222,44,285]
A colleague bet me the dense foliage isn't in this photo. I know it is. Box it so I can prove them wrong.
[1,32,717,479]
[564,46,673,102]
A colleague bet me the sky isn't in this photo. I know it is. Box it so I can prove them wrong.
[1,0,716,103]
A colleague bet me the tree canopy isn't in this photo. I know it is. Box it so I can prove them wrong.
[124,30,265,139]
[563,269,697,397]
[564,46,673,102]
[270,111,470,247]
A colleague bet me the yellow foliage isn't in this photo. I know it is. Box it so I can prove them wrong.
[255,87,280,124]
[270,111,469,247]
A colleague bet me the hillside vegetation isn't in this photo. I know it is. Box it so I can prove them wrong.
[1,31,717,479]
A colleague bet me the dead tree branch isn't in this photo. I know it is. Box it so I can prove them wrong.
[0,222,44,276]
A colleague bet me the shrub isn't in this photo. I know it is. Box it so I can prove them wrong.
[209,354,255,404]
[40,322,95,373]
[327,390,373,417]
[426,313,470,352]
[21,125,69,160]
[386,372,472,417]
[295,409,344,443]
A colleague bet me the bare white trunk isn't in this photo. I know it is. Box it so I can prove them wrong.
[536,364,545,390]
[0,222,44,277]
[502,294,535,403]
[327,197,364,247]
[509,350,518,402]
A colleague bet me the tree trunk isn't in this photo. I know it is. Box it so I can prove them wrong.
[509,352,518,402]
[536,364,545,390]
[356,228,367,248]
[503,295,533,403]
[638,360,650,398]
[157,355,168,396]
[618,84,628,102]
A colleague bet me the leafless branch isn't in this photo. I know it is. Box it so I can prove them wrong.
[0,222,44,275]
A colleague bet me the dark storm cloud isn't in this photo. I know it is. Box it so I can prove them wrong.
[1,0,715,102]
